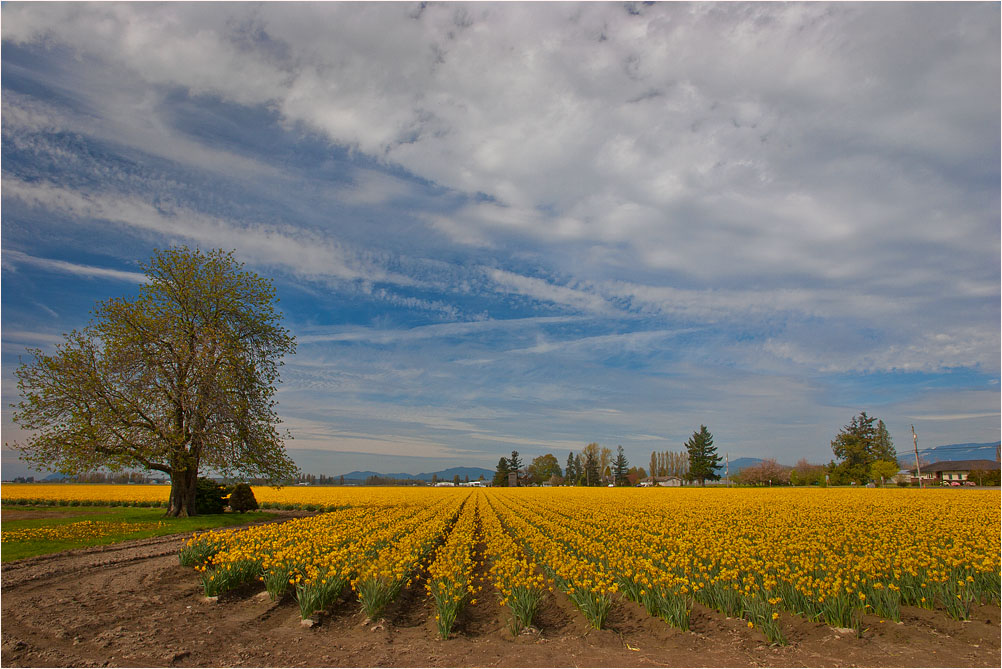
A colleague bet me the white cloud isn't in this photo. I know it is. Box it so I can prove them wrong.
[485,267,611,315]
[2,250,148,283]
[2,177,408,287]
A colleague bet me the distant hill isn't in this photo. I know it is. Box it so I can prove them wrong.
[898,442,1000,467]
[415,466,494,482]
[338,466,494,482]
[714,457,763,475]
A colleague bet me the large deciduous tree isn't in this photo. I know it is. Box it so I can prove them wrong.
[685,425,721,486]
[10,247,298,516]
[527,453,562,485]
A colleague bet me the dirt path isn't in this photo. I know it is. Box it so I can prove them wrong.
[1,529,999,667]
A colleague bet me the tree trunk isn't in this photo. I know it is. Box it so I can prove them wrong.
[166,467,198,517]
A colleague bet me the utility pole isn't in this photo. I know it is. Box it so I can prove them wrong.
[912,425,922,489]
[725,453,730,486]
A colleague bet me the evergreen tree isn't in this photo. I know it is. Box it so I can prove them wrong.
[685,425,721,486]
[493,457,509,487]
[228,482,258,512]
[612,445,630,486]
[565,451,579,485]
[582,444,601,486]
[508,450,522,480]
[874,420,896,463]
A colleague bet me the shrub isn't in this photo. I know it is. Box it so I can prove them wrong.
[195,477,228,515]
[228,483,259,513]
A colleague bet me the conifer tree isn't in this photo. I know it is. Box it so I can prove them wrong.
[612,445,630,486]
[685,425,721,486]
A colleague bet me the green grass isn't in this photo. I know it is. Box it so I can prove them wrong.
[0,505,271,562]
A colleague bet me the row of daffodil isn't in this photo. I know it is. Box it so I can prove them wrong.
[351,489,470,620]
[425,493,481,638]
[486,490,619,629]
[480,491,548,634]
[489,487,1000,643]
[181,489,470,619]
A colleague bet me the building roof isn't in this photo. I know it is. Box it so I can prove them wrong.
[920,459,999,473]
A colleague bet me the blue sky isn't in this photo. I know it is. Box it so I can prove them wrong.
[2,2,999,478]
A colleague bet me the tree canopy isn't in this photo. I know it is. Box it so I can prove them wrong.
[527,453,562,485]
[10,247,298,516]
[828,412,896,484]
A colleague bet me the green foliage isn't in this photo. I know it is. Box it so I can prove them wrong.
[967,468,1001,486]
[10,247,298,517]
[526,453,562,485]
[228,482,259,512]
[870,460,899,486]
[295,569,349,619]
[789,459,826,486]
[179,534,225,567]
[201,558,262,597]
[612,445,630,486]
[356,574,407,620]
[581,443,601,486]
[195,478,228,515]
[564,451,580,485]
[828,412,895,485]
[2,506,269,562]
[742,593,786,645]
[685,425,721,485]
[493,457,509,487]
[504,584,543,636]
[507,450,523,484]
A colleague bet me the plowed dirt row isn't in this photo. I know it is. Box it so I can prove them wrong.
[1,524,999,667]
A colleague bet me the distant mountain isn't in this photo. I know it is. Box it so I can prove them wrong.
[714,457,763,475]
[337,466,494,482]
[338,471,419,481]
[42,473,69,481]
[898,442,1000,467]
[415,466,494,482]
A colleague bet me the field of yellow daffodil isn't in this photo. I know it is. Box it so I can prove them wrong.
[174,486,999,644]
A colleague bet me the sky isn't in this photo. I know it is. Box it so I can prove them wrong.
[1,2,999,479]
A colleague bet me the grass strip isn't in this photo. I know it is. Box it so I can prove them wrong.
[1,505,271,561]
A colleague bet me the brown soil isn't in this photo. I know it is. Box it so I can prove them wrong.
[1,520,998,668]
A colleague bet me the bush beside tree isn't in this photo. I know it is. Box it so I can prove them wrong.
[228,482,259,512]
[195,478,228,514]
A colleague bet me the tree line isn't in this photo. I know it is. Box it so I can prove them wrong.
[492,425,724,487]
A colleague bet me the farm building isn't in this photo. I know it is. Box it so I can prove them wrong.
[638,476,684,487]
[908,459,999,484]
